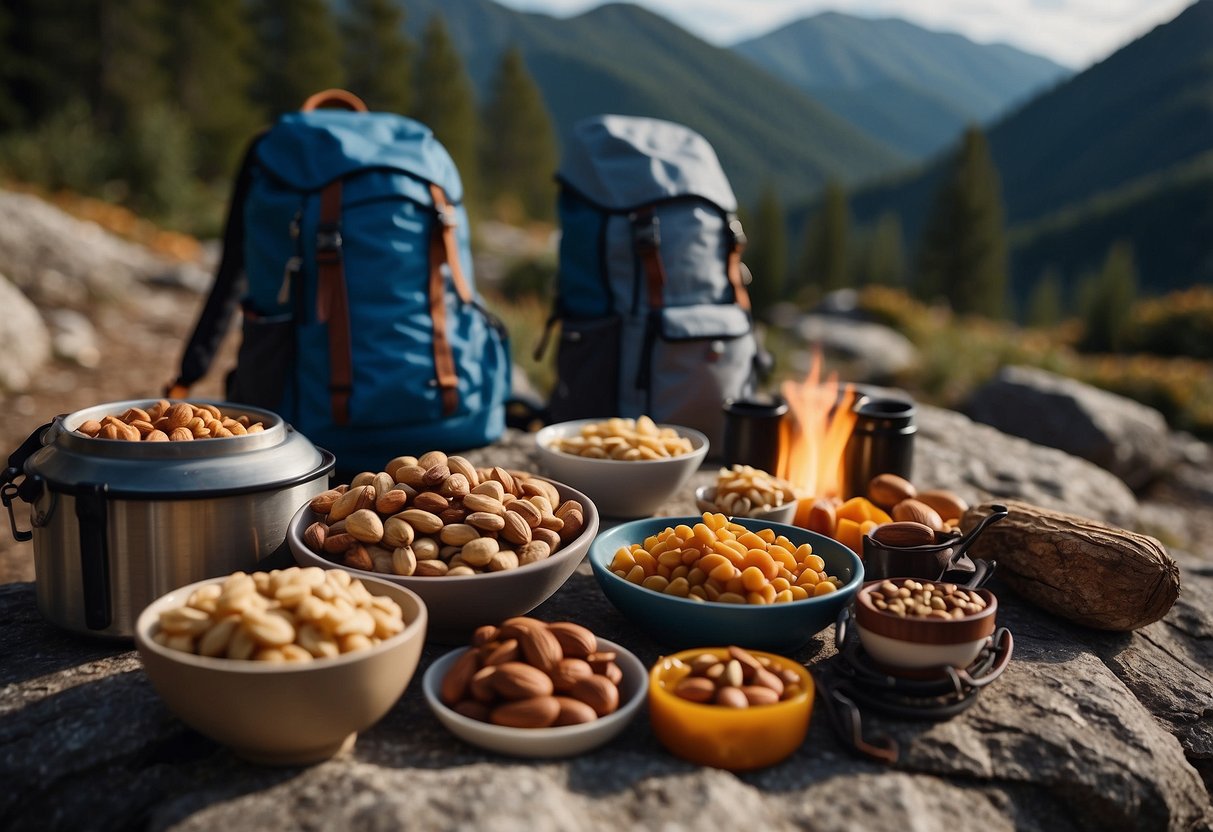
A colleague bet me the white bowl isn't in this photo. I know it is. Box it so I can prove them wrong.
[421,637,646,757]
[534,420,709,518]
[694,485,797,525]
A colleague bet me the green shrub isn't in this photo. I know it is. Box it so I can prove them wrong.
[1128,287,1213,359]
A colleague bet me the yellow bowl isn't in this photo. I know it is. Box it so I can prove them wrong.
[647,647,814,771]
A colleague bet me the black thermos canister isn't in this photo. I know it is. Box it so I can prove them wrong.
[844,397,916,499]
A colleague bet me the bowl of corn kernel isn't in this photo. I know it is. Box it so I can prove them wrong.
[588,513,863,652]
[535,417,709,518]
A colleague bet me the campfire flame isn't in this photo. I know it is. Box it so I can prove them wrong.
[776,354,859,499]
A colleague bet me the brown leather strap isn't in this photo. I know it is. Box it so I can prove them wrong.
[428,207,460,416]
[725,215,752,311]
[315,180,352,425]
[301,89,368,113]
[632,208,666,309]
[428,184,472,303]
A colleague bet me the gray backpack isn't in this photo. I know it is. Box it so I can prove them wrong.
[543,114,761,448]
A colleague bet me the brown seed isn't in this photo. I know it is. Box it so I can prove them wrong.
[453,700,490,722]
[553,696,598,726]
[871,521,937,548]
[727,646,763,681]
[467,511,506,532]
[547,622,597,659]
[518,625,563,672]
[345,509,385,544]
[868,473,917,509]
[343,545,374,572]
[715,686,749,708]
[517,540,551,566]
[891,499,945,531]
[412,491,449,513]
[76,419,103,437]
[414,559,450,577]
[490,661,555,700]
[303,522,327,552]
[169,427,194,441]
[471,625,500,646]
[550,657,594,692]
[309,489,344,515]
[751,667,785,697]
[375,489,410,515]
[440,473,471,498]
[532,528,562,553]
[417,450,448,470]
[166,403,194,430]
[422,464,450,488]
[741,685,780,706]
[145,430,169,442]
[568,674,619,716]
[441,649,481,705]
[490,696,560,729]
[469,666,498,702]
[674,676,717,703]
[481,638,520,666]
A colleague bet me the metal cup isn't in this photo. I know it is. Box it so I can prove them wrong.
[721,396,787,473]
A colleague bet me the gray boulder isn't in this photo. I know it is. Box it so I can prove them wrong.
[44,308,101,369]
[0,274,51,391]
[790,313,918,384]
[965,366,1172,491]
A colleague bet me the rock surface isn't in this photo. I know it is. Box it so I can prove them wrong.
[791,313,919,383]
[0,429,1209,832]
[0,273,51,392]
[965,365,1173,491]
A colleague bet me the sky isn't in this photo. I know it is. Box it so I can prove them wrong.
[492,0,1196,68]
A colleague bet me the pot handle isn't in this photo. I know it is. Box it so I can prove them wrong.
[76,483,112,631]
[2,420,55,542]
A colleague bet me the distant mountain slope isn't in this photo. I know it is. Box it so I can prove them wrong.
[844,0,1213,294]
[733,12,1069,157]
[399,0,905,206]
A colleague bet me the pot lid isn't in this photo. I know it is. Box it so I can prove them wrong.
[25,400,332,498]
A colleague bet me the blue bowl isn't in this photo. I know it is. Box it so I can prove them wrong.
[589,516,864,653]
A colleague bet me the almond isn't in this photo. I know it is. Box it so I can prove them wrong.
[345,509,384,544]
[439,507,467,525]
[411,491,449,513]
[489,466,517,496]
[553,696,598,726]
[460,537,499,568]
[868,473,917,509]
[517,540,551,565]
[508,499,543,529]
[915,489,970,523]
[727,645,763,681]
[481,638,520,666]
[399,508,443,535]
[550,657,593,692]
[417,450,448,470]
[548,622,597,658]
[587,651,618,674]
[439,473,470,498]
[715,686,749,708]
[490,661,555,700]
[463,492,505,516]
[469,665,498,702]
[490,695,560,728]
[371,471,395,499]
[375,488,410,515]
[146,430,169,442]
[569,674,619,716]
[446,455,480,488]
[395,464,428,489]
[422,464,450,488]
[309,489,344,515]
[303,522,327,552]
[441,649,481,705]
[77,419,102,437]
[166,403,194,430]
[384,456,418,481]
[472,625,500,646]
[381,516,415,549]
[488,550,519,572]
[674,676,716,703]
[414,559,449,577]
[806,499,838,537]
[741,685,780,706]
[350,472,377,488]
[169,427,194,441]
[453,700,490,722]
[532,528,562,553]
[471,480,506,501]
[498,616,546,640]
[322,532,356,555]
[871,520,937,548]
[343,545,374,572]
[518,625,563,672]
[501,511,533,545]
[467,511,506,532]
[892,499,944,531]
[330,485,376,522]
[556,507,584,544]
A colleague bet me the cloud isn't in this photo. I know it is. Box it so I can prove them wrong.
[493,0,1197,68]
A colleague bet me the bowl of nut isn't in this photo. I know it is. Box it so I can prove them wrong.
[694,464,797,524]
[421,618,646,758]
[134,567,427,765]
[287,452,599,642]
[852,578,998,672]
[534,416,709,518]
[588,513,863,652]
[648,645,814,771]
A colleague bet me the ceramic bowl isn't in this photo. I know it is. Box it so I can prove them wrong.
[533,419,709,518]
[134,573,427,765]
[421,637,646,757]
[287,478,598,643]
[648,647,814,771]
[694,485,797,525]
[589,516,864,652]
[853,580,998,671]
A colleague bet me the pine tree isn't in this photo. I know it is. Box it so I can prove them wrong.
[97,0,169,131]
[1080,242,1138,352]
[798,180,851,297]
[916,127,1008,318]
[413,15,479,203]
[1026,266,1064,328]
[862,212,905,286]
[250,0,345,116]
[343,0,412,115]
[170,0,261,179]
[744,184,787,317]
[480,47,558,222]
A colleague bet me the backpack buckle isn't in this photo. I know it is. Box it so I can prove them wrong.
[727,215,747,251]
[316,223,343,255]
[437,204,458,228]
[630,212,660,250]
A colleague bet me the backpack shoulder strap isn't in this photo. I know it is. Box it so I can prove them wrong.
[314,179,352,425]
[725,212,752,311]
[427,183,470,416]
[630,206,666,310]
[167,132,266,397]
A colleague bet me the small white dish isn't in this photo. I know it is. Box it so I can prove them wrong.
[694,485,797,525]
[422,637,646,758]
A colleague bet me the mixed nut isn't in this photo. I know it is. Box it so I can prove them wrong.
[440,618,625,728]
[708,464,796,517]
[866,578,989,619]
[75,400,265,441]
[660,645,805,708]
[547,415,695,460]
[302,452,587,577]
[153,567,406,660]
[610,512,844,604]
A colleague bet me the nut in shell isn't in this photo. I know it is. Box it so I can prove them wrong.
[868,473,917,509]
[891,499,944,531]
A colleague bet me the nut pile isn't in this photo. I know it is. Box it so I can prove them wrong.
[547,415,694,460]
[440,618,624,728]
[868,474,969,535]
[303,452,587,577]
[802,475,970,554]
[868,578,989,619]
[661,646,804,708]
[709,465,796,517]
[153,567,405,661]
[76,400,265,441]
[610,512,844,605]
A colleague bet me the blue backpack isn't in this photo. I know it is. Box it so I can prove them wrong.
[172,90,510,474]
[543,114,762,448]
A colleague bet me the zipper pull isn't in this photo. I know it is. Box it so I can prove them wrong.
[278,256,301,306]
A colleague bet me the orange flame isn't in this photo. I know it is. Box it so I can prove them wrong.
[776,353,858,500]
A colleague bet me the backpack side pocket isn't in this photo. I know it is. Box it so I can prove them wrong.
[549,315,622,423]
[225,309,295,411]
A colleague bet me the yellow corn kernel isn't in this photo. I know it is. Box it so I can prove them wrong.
[803,554,826,573]
[796,568,820,587]
[688,584,708,600]
[724,575,745,595]
[774,589,795,603]
[745,591,768,605]
[771,577,791,593]
[610,550,636,572]
[669,564,689,581]
[650,538,675,557]
[612,569,628,579]
[742,548,779,580]
[665,577,691,597]
[680,546,702,566]
[687,566,708,586]
[740,565,768,593]
[633,550,658,573]
[674,524,694,540]
[708,561,736,584]
[657,549,683,569]
[795,543,815,562]
[813,580,837,596]
[717,591,746,604]
[693,523,717,546]
[756,528,776,543]
[703,583,722,601]
[643,534,660,551]
[789,585,810,600]
[697,553,729,573]
[625,564,647,584]
[643,574,670,593]
[656,564,672,579]
[737,531,767,550]
[768,545,797,571]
